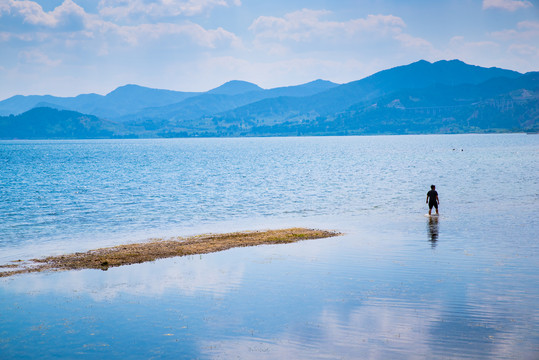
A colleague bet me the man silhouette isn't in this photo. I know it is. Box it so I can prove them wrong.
[426,185,439,216]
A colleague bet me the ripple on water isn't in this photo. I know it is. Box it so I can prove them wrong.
[0,135,538,359]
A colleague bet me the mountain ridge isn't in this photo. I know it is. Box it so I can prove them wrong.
[0,79,340,118]
[206,59,524,125]
[207,80,264,95]
[0,59,536,139]
[0,107,123,139]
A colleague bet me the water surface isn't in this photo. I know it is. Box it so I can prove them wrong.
[0,134,538,359]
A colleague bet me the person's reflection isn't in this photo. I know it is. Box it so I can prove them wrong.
[427,216,439,248]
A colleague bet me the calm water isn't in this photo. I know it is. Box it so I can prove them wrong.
[0,134,538,359]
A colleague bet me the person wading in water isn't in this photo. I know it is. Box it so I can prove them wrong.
[426,185,440,216]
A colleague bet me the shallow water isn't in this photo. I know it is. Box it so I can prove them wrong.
[0,134,538,359]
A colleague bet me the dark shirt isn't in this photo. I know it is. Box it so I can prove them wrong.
[427,190,438,204]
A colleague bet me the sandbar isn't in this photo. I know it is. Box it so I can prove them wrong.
[0,228,340,278]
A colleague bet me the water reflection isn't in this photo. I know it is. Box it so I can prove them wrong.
[200,303,441,359]
[1,255,246,300]
[427,216,439,248]
[199,297,536,360]
[1,224,538,360]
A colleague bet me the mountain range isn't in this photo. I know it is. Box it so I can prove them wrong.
[0,59,537,139]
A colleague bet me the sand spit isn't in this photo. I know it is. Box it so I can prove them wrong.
[0,228,340,278]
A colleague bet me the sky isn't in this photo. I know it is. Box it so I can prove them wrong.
[0,0,538,99]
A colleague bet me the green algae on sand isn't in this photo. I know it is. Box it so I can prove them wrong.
[0,228,341,278]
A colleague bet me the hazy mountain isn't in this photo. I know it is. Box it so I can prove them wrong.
[118,79,340,124]
[1,59,536,139]
[0,80,339,121]
[101,84,198,113]
[350,71,539,110]
[263,79,339,98]
[207,80,263,95]
[211,60,523,124]
[0,107,125,139]
[0,95,78,117]
[121,93,259,125]
[0,85,198,118]
[205,79,338,97]
[232,72,538,136]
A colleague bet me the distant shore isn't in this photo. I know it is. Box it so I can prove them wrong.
[0,228,340,278]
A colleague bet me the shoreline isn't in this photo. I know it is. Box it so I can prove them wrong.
[0,228,340,278]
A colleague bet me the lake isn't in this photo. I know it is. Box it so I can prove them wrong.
[0,134,538,359]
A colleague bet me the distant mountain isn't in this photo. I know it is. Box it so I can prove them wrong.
[0,94,84,117]
[0,107,125,139]
[118,79,340,124]
[225,71,538,136]
[122,93,263,125]
[207,80,263,95]
[103,84,197,110]
[332,71,539,134]
[211,60,523,125]
[263,79,339,98]
[205,79,339,97]
[0,85,198,118]
[0,59,536,139]
[0,80,339,121]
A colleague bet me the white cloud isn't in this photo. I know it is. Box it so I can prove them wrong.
[8,0,88,29]
[509,43,539,57]
[446,35,501,63]
[445,32,539,74]
[449,35,500,51]
[490,20,539,41]
[0,31,35,41]
[348,13,407,36]
[5,255,246,301]
[482,0,533,11]
[250,9,406,43]
[98,0,240,19]
[483,20,539,71]
[18,48,61,66]
[0,0,242,49]
[110,21,242,48]
[0,0,11,13]
[394,32,433,50]
[249,9,332,42]
[249,9,431,55]
[7,0,57,27]
[518,20,539,30]
[200,303,442,359]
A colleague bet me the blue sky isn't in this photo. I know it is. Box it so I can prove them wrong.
[0,0,538,99]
